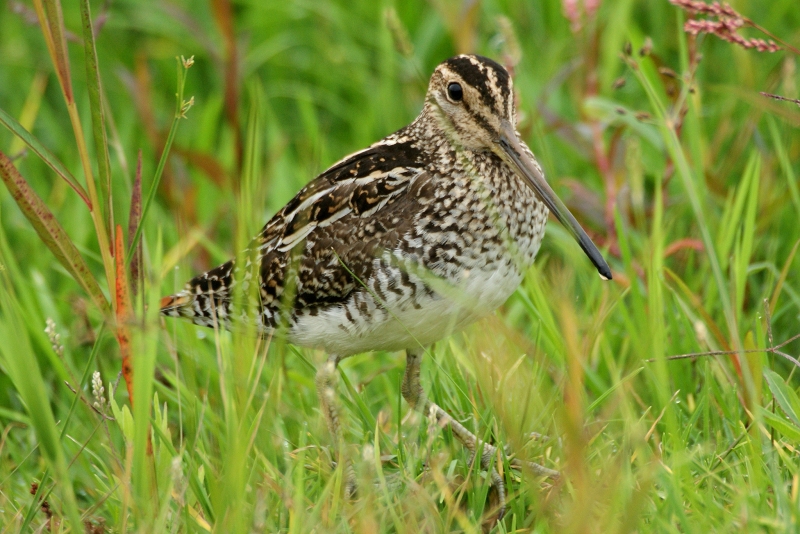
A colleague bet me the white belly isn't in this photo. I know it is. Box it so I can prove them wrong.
[288,261,523,356]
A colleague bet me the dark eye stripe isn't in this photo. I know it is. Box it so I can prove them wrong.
[454,97,494,139]
[444,56,510,115]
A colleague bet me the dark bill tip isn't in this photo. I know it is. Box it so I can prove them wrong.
[496,121,612,281]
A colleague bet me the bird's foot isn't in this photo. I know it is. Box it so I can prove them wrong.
[330,456,358,499]
[467,437,560,521]
[344,461,357,499]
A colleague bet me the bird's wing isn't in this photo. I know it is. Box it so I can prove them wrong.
[162,134,434,327]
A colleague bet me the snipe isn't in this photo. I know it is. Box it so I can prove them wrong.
[161,54,612,518]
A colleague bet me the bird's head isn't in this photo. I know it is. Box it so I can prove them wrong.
[427,54,516,150]
[425,54,612,280]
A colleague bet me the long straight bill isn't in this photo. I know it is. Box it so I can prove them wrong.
[496,120,612,280]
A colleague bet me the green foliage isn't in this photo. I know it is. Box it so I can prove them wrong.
[1,0,799,531]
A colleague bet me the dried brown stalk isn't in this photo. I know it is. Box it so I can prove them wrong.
[670,0,799,55]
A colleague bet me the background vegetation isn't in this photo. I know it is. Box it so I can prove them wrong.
[1,0,799,531]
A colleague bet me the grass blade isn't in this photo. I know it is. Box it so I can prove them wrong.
[8,72,47,155]
[764,370,800,428]
[0,107,90,206]
[627,51,743,380]
[80,0,113,234]
[0,150,109,314]
[114,224,135,405]
[760,408,800,442]
[127,56,194,260]
[34,0,116,305]
[32,0,73,104]
[767,117,800,213]
[128,151,143,297]
[0,284,83,531]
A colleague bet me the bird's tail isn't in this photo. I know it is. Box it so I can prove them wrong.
[159,291,196,318]
[160,259,236,323]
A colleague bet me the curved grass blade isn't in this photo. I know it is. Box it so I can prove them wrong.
[764,369,800,428]
[0,107,90,206]
[0,150,109,315]
[761,408,800,442]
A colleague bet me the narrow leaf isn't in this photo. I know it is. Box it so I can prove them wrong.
[587,366,644,413]
[128,151,143,297]
[35,0,116,300]
[764,369,800,428]
[629,54,741,371]
[80,0,113,234]
[128,55,193,260]
[768,116,800,213]
[0,151,109,314]
[8,72,48,156]
[33,0,74,104]
[0,107,90,206]
[114,224,135,406]
[664,267,731,352]
[760,407,800,443]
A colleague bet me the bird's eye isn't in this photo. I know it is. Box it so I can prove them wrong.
[447,82,463,102]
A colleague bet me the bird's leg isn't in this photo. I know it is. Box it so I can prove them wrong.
[402,348,559,519]
[402,348,507,516]
[315,354,356,497]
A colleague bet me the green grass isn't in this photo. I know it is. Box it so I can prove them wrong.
[1,0,800,531]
